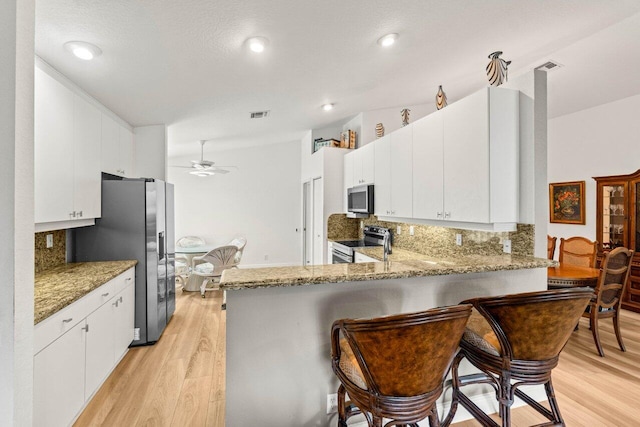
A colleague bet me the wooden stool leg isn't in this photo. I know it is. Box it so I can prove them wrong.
[613,312,626,352]
[499,372,513,427]
[544,378,565,424]
[428,408,441,427]
[337,384,348,427]
[442,351,464,427]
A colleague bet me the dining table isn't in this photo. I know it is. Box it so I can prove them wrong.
[547,263,601,289]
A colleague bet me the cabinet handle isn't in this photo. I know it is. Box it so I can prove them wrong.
[444,212,451,219]
[113,301,119,307]
[62,318,73,323]
[125,277,132,282]
[437,212,443,218]
[102,292,110,297]
[82,324,89,332]
[78,210,83,218]
[119,296,123,303]
[70,212,76,218]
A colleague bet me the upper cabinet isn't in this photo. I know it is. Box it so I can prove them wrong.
[343,143,375,212]
[35,68,101,226]
[101,113,134,178]
[412,87,519,226]
[374,126,413,218]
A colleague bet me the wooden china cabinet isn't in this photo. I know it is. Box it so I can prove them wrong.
[594,169,640,312]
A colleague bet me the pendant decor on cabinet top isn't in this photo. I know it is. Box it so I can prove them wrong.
[400,108,411,127]
[486,51,511,86]
[375,123,385,138]
[435,85,447,110]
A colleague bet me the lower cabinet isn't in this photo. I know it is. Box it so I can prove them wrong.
[34,268,135,427]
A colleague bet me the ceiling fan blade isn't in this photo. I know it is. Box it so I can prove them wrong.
[169,165,194,169]
[210,168,230,174]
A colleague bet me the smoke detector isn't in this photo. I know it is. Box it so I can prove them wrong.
[250,110,270,119]
[535,60,563,72]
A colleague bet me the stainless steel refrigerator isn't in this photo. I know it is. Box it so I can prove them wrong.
[73,178,176,345]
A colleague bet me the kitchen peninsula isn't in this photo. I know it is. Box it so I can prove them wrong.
[220,254,554,426]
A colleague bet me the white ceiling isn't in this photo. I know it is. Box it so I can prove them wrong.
[35,1,640,158]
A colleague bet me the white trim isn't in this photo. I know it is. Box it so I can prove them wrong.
[376,215,519,232]
[35,219,95,233]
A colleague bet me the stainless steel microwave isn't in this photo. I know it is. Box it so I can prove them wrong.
[347,184,374,214]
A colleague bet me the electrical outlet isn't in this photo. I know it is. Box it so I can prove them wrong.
[409,226,414,236]
[456,234,462,246]
[327,393,338,414]
[360,220,364,229]
[503,239,512,254]
[264,254,269,261]
[133,328,140,341]
[46,234,54,248]
[397,226,402,235]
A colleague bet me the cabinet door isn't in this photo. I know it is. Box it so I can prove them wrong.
[413,113,444,220]
[85,300,115,399]
[443,88,490,223]
[360,143,375,184]
[119,126,134,177]
[101,113,121,176]
[114,282,135,361]
[34,321,86,427]
[390,125,413,218]
[343,152,355,212]
[73,95,102,219]
[34,67,75,223]
[353,149,364,185]
[374,135,391,216]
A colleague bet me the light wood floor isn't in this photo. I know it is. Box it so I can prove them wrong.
[75,289,640,426]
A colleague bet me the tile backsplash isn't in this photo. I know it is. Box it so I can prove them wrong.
[35,230,66,273]
[327,214,534,257]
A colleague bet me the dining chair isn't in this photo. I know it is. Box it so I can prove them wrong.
[583,246,634,357]
[547,235,557,260]
[191,245,238,298]
[559,236,598,267]
[226,236,247,264]
[331,304,472,427]
[443,288,593,427]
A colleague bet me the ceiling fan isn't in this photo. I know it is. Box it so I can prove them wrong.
[171,140,238,177]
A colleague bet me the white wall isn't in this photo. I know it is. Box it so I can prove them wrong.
[169,140,302,267]
[548,93,640,242]
[0,0,35,424]
[134,124,166,180]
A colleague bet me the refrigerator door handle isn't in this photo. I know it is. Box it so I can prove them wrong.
[158,231,165,260]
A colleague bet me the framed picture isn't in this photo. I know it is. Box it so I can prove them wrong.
[549,181,586,224]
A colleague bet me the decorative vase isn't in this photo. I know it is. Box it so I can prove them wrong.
[375,123,385,138]
[435,85,447,110]
[400,108,411,127]
[486,51,511,86]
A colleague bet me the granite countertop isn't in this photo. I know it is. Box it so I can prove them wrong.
[34,260,137,324]
[220,252,555,291]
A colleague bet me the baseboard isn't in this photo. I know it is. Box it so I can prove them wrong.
[345,385,547,426]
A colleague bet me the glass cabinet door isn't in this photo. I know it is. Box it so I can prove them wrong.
[601,182,628,250]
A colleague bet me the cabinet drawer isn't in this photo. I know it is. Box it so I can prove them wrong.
[114,267,134,295]
[35,299,89,355]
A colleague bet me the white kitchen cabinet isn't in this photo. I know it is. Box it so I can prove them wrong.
[33,268,136,427]
[374,135,391,217]
[374,126,413,218]
[33,321,86,427]
[101,113,134,177]
[354,252,378,263]
[352,142,375,186]
[34,66,102,227]
[343,151,355,212]
[413,112,444,220]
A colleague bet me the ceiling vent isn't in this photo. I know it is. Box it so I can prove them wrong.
[250,110,270,119]
[535,60,563,72]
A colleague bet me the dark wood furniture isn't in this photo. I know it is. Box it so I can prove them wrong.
[547,264,600,289]
[583,247,634,357]
[331,305,472,427]
[559,236,598,267]
[594,169,640,312]
[547,235,557,260]
[443,288,593,427]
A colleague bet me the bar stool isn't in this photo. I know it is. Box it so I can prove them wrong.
[331,304,472,427]
[443,288,593,427]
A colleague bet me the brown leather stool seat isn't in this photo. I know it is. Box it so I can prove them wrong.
[443,288,593,427]
[331,304,472,427]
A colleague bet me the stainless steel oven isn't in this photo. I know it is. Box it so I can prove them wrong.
[330,226,390,264]
[331,247,353,264]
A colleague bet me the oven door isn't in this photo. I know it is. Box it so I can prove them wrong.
[332,249,353,264]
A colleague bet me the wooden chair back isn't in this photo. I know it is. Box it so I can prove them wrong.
[547,235,557,260]
[595,247,633,310]
[463,288,593,361]
[559,237,598,267]
[332,305,471,397]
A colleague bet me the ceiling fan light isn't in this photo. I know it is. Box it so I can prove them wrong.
[377,33,398,48]
[246,37,268,53]
[190,170,215,177]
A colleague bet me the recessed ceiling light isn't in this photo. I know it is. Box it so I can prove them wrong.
[64,41,102,60]
[322,103,334,111]
[377,33,398,48]
[246,37,268,53]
